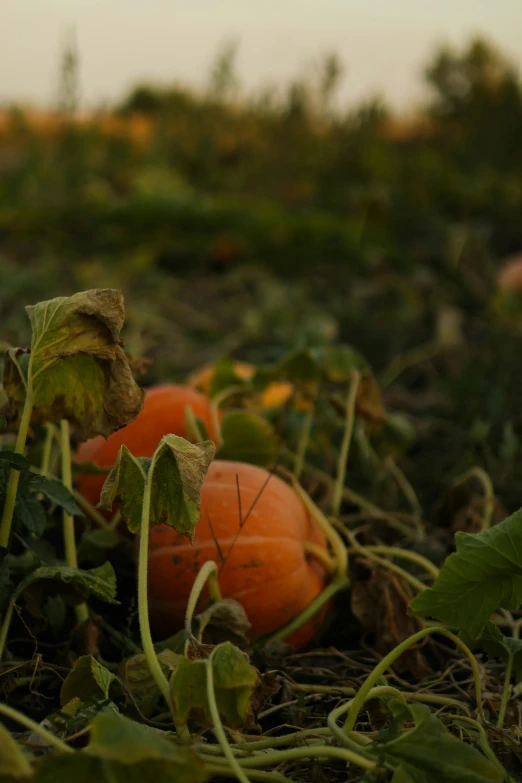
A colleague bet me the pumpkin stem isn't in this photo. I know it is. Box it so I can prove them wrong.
[277,466,349,581]
[262,577,348,647]
[303,541,336,575]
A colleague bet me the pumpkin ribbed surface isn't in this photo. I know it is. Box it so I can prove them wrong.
[148,460,329,648]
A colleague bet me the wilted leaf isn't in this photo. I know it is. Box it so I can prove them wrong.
[218,411,278,467]
[149,436,215,539]
[97,446,147,533]
[373,702,504,782]
[60,655,116,707]
[170,641,258,730]
[410,507,522,637]
[356,371,386,423]
[2,289,144,440]
[197,599,251,650]
[460,622,522,681]
[12,562,118,620]
[99,436,215,539]
[33,712,207,783]
[0,724,33,781]
[118,649,179,718]
[351,561,428,678]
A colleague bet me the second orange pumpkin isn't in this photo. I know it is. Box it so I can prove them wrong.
[75,384,219,508]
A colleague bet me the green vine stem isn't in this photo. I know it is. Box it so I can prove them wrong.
[283,451,421,539]
[449,714,510,777]
[345,531,429,594]
[383,455,423,518]
[496,652,513,729]
[203,767,292,783]
[0,384,34,549]
[452,466,495,532]
[137,457,171,709]
[209,400,223,448]
[184,560,222,647]
[379,340,441,389]
[328,684,407,751]
[206,648,252,783]
[303,541,336,574]
[344,545,439,580]
[71,488,113,531]
[343,626,485,734]
[200,743,377,773]
[60,420,88,624]
[262,577,349,646]
[277,466,348,580]
[290,683,469,714]
[332,370,360,518]
[184,404,204,443]
[0,702,73,754]
[293,396,315,480]
[223,728,331,752]
[40,422,56,477]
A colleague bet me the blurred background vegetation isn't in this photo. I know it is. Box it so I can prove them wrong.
[3,34,522,516]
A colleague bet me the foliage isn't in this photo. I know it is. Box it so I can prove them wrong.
[3,31,522,783]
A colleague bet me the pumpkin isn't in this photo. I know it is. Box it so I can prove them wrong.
[147,460,330,649]
[187,361,294,410]
[75,384,219,509]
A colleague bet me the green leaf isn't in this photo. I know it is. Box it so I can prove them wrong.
[208,356,251,398]
[2,289,144,440]
[0,451,28,470]
[318,344,369,381]
[97,445,147,533]
[218,411,279,467]
[11,562,118,619]
[14,495,47,536]
[29,475,84,517]
[374,702,504,782]
[410,507,522,637]
[149,436,215,539]
[60,655,116,707]
[99,436,215,538]
[0,723,33,781]
[33,712,208,783]
[170,641,258,730]
[460,622,522,681]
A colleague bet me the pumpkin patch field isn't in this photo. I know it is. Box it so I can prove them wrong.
[2,287,522,783]
[4,34,522,783]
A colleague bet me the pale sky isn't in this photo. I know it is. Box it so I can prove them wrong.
[2,0,522,111]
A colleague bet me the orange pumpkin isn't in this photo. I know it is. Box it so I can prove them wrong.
[147,460,330,649]
[75,384,219,509]
[187,361,294,410]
